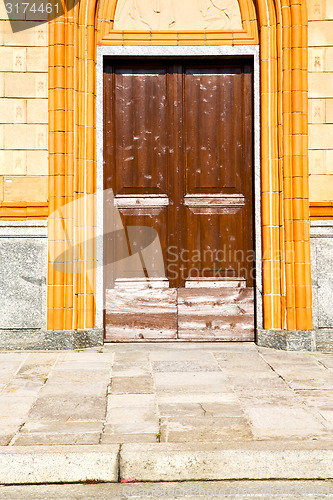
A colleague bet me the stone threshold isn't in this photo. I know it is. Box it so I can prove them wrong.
[2,442,333,484]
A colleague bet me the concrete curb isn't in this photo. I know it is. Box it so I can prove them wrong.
[2,442,333,484]
[0,446,119,484]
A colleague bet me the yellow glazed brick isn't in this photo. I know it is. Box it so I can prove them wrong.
[0,150,26,175]
[13,100,26,123]
[4,124,47,149]
[26,47,48,72]
[35,74,48,98]
[3,22,48,46]
[13,48,26,72]
[309,124,333,149]
[27,98,47,123]
[326,99,333,123]
[309,73,333,98]
[27,150,48,175]
[4,124,34,149]
[307,0,326,20]
[308,47,325,71]
[325,47,333,71]
[308,21,333,47]
[35,125,47,148]
[327,1,333,19]
[0,98,27,123]
[0,125,3,149]
[4,73,35,98]
[310,174,333,201]
[3,175,48,202]
[308,99,325,123]
[1,98,16,123]
[324,151,332,175]
[9,151,26,175]
[0,176,3,201]
[0,22,4,45]
[309,150,326,174]
[326,150,333,174]
[0,48,13,71]
[0,73,4,98]
[32,24,48,46]
[0,2,9,20]
[4,73,47,98]
[1,21,31,44]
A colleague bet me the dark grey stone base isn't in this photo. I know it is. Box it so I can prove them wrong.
[2,327,333,352]
[256,329,333,352]
[314,330,333,353]
[0,329,104,351]
[257,329,316,351]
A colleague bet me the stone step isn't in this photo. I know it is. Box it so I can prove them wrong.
[2,442,333,484]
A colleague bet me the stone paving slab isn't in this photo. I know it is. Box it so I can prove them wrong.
[159,416,253,442]
[0,343,333,461]
[1,343,333,482]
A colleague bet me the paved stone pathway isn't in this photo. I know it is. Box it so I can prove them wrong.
[1,343,333,446]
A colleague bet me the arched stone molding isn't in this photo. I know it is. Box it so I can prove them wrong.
[47,0,312,334]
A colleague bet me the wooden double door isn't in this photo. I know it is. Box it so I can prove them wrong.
[103,58,255,341]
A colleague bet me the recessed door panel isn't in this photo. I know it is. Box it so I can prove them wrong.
[113,67,168,195]
[184,68,242,193]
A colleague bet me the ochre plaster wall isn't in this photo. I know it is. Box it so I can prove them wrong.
[0,12,48,219]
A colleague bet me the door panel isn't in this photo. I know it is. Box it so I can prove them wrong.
[184,68,241,193]
[103,60,255,341]
[104,65,171,290]
[182,64,254,288]
[178,287,254,340]
[105,288,177,340]
[114,67,169,195]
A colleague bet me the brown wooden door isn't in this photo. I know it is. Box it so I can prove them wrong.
[103,59,255,341]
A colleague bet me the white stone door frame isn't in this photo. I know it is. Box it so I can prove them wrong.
[95,45,261,333]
